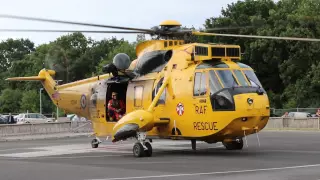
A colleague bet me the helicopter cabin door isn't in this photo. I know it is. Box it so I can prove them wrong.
[151,77,168,124]
[192,70,210,119]
[126,79,155,112]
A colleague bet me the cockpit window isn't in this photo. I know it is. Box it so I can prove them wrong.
[242,70,263,87]
[208,70,223,95]
[215,70,238,88]
[193,72,207,96]
[233,70,249,86]
[237,62,251,68]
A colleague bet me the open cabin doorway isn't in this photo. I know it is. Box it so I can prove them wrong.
[104,76,129,122]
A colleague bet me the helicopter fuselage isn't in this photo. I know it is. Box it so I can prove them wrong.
[6,40,270,146]
[80,42,270,144]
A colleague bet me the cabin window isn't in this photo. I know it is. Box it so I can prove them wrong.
[193,72,207,96]
[152,78,166,105]
[215,70,238,88]
[134,86,143,107]
[28,114,37,118]
[233,70,249,86]
[208,70,223,95]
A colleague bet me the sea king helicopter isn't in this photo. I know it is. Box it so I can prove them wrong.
[1,14,320,157]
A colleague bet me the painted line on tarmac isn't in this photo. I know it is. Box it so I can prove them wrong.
[0,148,25,152]
[87,164,320,180]
[22,145,225,160]
[0,141,203,158]
[21,154,130,159]
[16,144,225,160]
[260,149,320,154]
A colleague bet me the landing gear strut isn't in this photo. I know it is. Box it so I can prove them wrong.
[132,132,152,157]
[222,138,243,150]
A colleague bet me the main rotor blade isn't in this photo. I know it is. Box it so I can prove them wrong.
[0,14,154,32]
[192,31,320,42]
[0,29,147,34]
[203,26,256,31]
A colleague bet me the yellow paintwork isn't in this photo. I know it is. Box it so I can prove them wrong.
[6,36,270,144]
[159,20,182,26]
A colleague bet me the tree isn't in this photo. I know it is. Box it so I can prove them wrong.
[97,40,136,74]
[0,38,35,73]
[0,88,23,113]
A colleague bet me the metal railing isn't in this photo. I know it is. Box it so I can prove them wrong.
[0,121,92,137]
[270,108,319,117]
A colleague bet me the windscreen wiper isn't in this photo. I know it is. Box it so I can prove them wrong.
[245,74,264,95]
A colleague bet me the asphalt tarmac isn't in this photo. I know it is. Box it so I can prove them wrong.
[0,130,320,180]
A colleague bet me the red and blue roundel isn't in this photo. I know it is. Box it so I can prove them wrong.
[176,102,184,116]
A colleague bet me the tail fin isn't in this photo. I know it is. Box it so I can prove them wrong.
[6,69,58,104]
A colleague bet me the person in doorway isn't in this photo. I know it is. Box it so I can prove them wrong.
[107,92,125,121]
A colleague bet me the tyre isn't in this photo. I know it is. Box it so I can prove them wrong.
[223,138,243,150]
[235,139,243,150]
[144,142,152,157]
[91,139,99,148]
[133,142,145,157]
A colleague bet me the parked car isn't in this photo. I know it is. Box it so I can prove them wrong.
[68,114,88,122]
[16,113,54,124]
[0,116,9,124]
[1,115,16,124]
[287,112,312,118]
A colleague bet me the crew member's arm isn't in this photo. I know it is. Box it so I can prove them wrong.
[108,100,117,111]
[119,100,125,113]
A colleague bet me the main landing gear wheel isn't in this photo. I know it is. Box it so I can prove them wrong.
[133,142,144,157]
[132,132,153,158]
[223,138,243,150]
[133,142,152,157]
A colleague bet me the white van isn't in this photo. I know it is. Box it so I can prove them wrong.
[288,112,312,118]
[16,113,54,124]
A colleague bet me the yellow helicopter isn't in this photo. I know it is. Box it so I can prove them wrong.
[1,14,320,158]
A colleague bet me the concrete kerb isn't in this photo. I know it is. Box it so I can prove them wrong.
[263,128,320,132]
